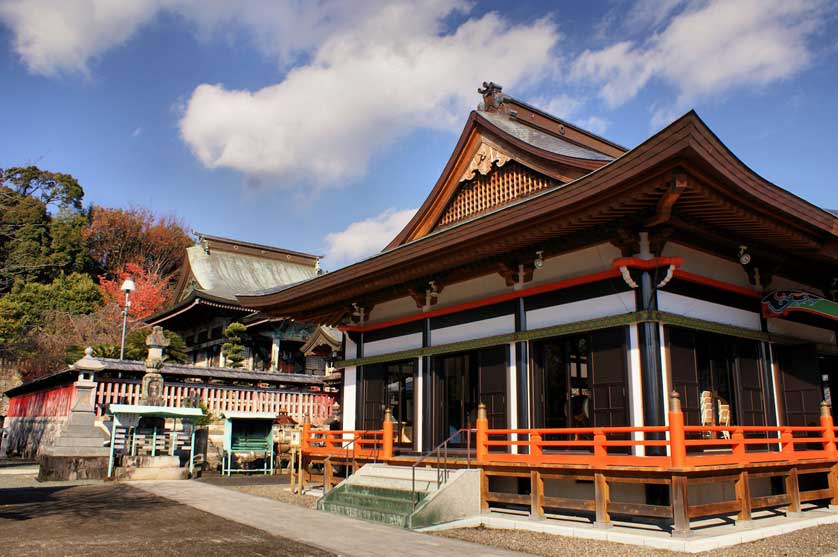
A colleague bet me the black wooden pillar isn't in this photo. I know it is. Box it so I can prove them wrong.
[515,298,530,430]
[350,331,364,431]
[421,318,433,453]
[637,270,665,438]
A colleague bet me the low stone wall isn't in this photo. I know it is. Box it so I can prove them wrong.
[1,416,68,458]
[38,455,109,481]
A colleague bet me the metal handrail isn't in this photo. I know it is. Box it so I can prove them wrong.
[321,433,381,494]
[410,428,475,510]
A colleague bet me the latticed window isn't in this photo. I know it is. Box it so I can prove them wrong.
[437,161,559,229]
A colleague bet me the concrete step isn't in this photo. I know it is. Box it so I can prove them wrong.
[327,491,418,515]
[319,501,409,527]
[351,474,440,492]
[362,464,443,482]
[342,483,429,503]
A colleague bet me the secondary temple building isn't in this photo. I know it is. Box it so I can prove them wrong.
[147,233,340,375]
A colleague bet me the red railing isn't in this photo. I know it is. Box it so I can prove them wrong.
[301,393,838,471]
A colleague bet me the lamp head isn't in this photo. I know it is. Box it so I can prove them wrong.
[120,277,136,293]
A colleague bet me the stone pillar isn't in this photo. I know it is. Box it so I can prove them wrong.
[38,347,110,480]
[141,326,168,406]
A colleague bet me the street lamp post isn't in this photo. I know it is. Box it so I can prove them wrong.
[119,277,136,360]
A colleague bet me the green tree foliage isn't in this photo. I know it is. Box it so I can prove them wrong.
[0,273,102,362]
[0,167,89,291]
[222,322,248,369]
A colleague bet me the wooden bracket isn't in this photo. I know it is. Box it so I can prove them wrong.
[610,227,641,258]
[646,174,688,227]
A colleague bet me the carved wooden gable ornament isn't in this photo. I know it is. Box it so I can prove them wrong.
[459,141,512,182]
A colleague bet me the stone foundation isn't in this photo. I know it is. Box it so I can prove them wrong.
[37,455,109,481]
[2,416,68,458]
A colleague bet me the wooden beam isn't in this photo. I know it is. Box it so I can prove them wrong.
[671,474,690,537]
[735,471,752,522]
[530,470,544,519]
[594,472,611,527]
[786,467,802,515]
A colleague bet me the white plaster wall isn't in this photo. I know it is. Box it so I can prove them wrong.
[367,296,421,324]
[342,366,357,431]
[431,315,515,346]
[345,335,357,360]
[364,333,422,357]
[768,319,836,345]
[657,291,761,330]
[525,292,636,330]
[662,242,751,288]
[530,243,622,287]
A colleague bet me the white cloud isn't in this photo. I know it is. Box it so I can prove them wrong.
[178,5,560,185]
[573,0,829,124]
[131,126,143,137]
[576,116,609,135]
[323,208,417,269]
[0,0,163,76]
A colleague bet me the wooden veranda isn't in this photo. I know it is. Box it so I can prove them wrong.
[300,393,838,537]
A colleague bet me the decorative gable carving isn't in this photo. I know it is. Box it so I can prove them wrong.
[460,141,511,182]
[437,161,560,229]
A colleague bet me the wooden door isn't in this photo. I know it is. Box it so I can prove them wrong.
[479,345,508,430]
[777,344,822,427]
[361,364,385,430]
[735,340,766,427]
[590,327,629,427]
[667,327,701,425]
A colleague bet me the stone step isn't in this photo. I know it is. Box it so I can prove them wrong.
[351,474,440,492]
[362,464,443,482]
[52,437,107,448]
[319,501,409,527]
[342,483,429,503]
[327,491,418,515]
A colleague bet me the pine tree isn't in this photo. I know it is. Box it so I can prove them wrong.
[222,322,248,369]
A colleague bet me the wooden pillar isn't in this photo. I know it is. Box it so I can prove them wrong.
[594,473,611,528]
[301,414,311,452]
[671,474,690,537]
[735,471,752,523]
[324,459,333,493]
[480,470,489,510]
[786,467,802,516]
[529,470,544,519]
[515,298,530,435]
[828,464,838,508]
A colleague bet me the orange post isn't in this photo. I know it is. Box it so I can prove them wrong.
[301,414,311,452]
[382,406,394,460]
[529,431,543,466]
[781,427,794,455]
[732,428,745,459]
[476,403,488,464]
[669,391,686,468]
[593,429,607,462]
[821,401,836,458]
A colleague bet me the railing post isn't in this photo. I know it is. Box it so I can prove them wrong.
[476,403,488,465]
[593,428,607,463]
[301,414,311,452]
[732,428,745,460]
[821,401,836,457]
[781,427,794,456]
[669,391,686,468]
[529,431,542,466]
[382,406,394,460]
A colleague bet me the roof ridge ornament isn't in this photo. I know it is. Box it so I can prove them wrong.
[478,81,504,112]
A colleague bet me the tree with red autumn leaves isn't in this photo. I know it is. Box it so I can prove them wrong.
[98,262,170,320]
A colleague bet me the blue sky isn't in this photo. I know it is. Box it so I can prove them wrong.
[1,0,836,269]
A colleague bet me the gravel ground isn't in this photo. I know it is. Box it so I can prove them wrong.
[436,524,838,557]
[0,481,332,557]
[198,472,320,509]
[229,484,320,509]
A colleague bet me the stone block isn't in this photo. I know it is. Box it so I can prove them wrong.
[37,455,109,481]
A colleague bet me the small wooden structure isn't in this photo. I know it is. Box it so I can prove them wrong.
[222,411,275,475]
[107,404,204,477]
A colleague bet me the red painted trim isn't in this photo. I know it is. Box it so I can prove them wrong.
[611,256,684,269]
[673,269,763,299]
[342,265,764,334]
[343,269,622,332]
